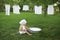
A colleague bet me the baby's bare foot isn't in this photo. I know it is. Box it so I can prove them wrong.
[29,34,32,35]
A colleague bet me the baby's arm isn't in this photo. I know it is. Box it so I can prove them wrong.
[19,25,23,31]
[24,26,32,35]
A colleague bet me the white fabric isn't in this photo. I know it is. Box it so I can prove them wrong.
[22,26,26,30]
[47,5,54,15]
[34,6,42,14]
[13,5,20,14]
[23,5,29,11]
[19,19,27,24]
[19,31,25,34]
[19,26,26,34]
[38,6,42,14]
[5,4,10,15]
[34,6,38,14]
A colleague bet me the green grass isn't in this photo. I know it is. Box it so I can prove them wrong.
[0,12,60,40]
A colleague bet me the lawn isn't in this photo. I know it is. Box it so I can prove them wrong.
[0,12,60,40]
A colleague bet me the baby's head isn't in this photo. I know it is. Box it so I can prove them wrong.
[19,19,27,25]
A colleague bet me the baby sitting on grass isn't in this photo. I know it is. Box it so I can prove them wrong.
[19,19,32,35]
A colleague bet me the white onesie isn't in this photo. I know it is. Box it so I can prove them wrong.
[22,26,26,30]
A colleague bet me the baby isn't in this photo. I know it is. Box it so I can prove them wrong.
[19,19,32,35]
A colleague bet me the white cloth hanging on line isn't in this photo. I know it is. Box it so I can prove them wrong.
[13,5,21,14]
[23,5,29,11]
[47,5,54,15]
[34,6,42,14]
[5,4,10,15]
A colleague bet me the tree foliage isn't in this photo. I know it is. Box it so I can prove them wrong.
[0,0,58,12]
